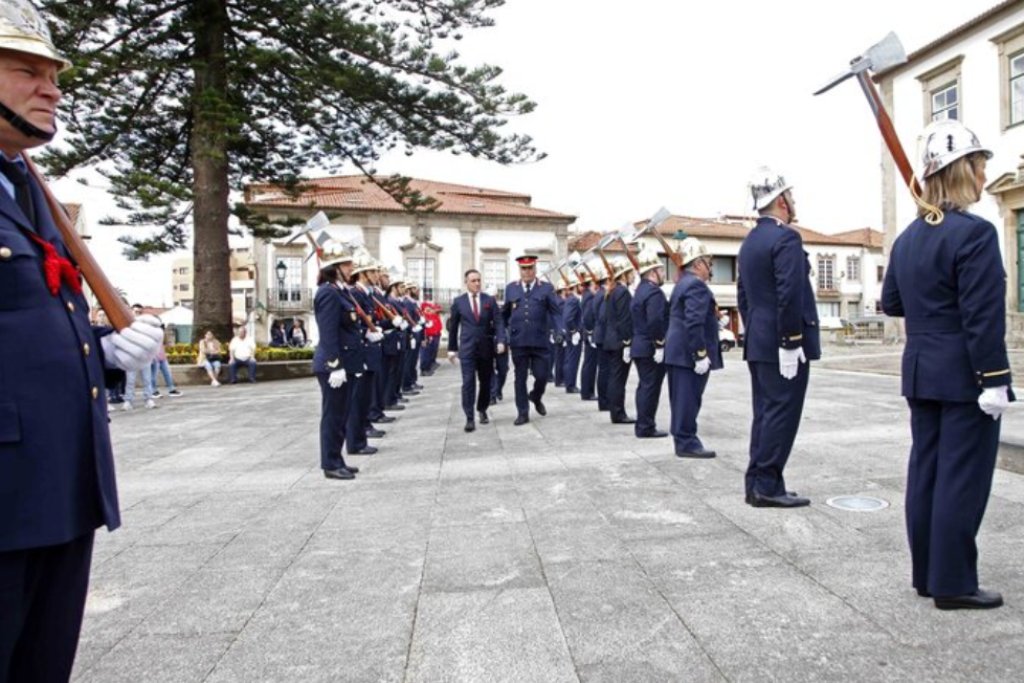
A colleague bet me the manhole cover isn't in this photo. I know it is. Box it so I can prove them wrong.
[825,495,889,512]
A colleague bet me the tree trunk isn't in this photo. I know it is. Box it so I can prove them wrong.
[189,0,233,343]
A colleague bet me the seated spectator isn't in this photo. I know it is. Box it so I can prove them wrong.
[228,326,257,383]
[270,321,288,348]
[198,330,223,386]
[289,319,307,347]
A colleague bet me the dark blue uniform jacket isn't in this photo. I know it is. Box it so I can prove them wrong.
[502,279,561,348]
[313,283,365,375]
[630,279,668,359]
[665,271,723,370]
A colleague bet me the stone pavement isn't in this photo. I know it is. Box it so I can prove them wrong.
[73,347,1024,682]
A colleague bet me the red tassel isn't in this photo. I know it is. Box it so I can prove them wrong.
[22,230,82,296]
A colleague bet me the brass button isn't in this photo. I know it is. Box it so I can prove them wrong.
[0,246,11,260]
[91,386,99,399]
[67,301,75,313]
[83,343,90,356]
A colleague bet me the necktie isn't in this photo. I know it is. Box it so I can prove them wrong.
[472,293,479,321]
[525,282,531,295]
[0,156,37,229]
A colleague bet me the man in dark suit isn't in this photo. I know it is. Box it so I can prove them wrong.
[503,254,562,425]
[630,248,669,438]
[665,239,723,457]
[737,168,820,508]
[0,10,165,679]
[448,269,506,431]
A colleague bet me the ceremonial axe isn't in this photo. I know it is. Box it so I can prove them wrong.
[813,32,921,196]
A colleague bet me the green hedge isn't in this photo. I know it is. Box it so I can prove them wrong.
[166,345,314,365]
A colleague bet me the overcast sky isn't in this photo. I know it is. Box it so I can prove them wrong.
[48,0,995,306]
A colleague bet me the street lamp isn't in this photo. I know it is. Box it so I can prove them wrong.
[275,260,287,289]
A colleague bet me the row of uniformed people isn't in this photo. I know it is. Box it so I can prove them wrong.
[312,240,430,480]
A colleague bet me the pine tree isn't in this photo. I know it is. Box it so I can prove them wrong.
[39,0,541,341]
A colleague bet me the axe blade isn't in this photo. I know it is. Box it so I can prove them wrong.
[814,32,906,96]
[647,207,672,230]
[597,231,619,250]
[306,210,330,232]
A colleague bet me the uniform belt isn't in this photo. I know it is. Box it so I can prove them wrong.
[904,315,962,334]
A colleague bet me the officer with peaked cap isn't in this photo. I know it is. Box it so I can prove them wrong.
[737,167,818,507]
[600,255,636,424]
[0,3,164,679]
[630,245,670,438]
[665,238,722,456]
[883,120,1011,610]
[313,240,363,480]
[503,254,562,425]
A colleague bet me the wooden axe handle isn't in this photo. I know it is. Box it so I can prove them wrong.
[857,72,923,197]
[616,237,642,273]
[23,156,134,330]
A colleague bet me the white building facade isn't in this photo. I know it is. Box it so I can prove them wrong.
[243,177,576,344]
[875,0,1024,341]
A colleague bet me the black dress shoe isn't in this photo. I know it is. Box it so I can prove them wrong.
[566,387,580,394]
[581,396,598,401]
[464,420,476,433]
[934,589,1003,610]
[676,448,717,459]
[366,428,386,438]
[554,382,565,388]
[489,397,497,406]
[514,414,529,426]
[385,404,405,411]
[398,397,409,403]
[344,465,359,474]
[532,399,547,416]
[403,390,421,396]
[376,416,397,424]
[478,411,489,424]
[745,490,800,505]
[612,417,637,425]
[636,430,669,438]
[749,492,810,508]
[414,383,424,390]
[350,446,378,455]
[323,468,355,480]
[916,588,932,598]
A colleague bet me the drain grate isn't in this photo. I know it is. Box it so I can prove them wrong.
[825,495,889,512]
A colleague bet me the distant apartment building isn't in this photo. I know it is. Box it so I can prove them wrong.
[171,246,256,323]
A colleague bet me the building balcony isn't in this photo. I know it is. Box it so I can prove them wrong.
[817,286,841,299]
[267,288,312,312]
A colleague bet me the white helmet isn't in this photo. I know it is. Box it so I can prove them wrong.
[319,238,354,269]
[636,245,664,275]
[0,0,71,71]
[748,166,792,211]
[679,237,710,267]
[611,256,634,279]
[920,119,992,178]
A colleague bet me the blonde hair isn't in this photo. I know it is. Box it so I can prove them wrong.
[918,154,983,217]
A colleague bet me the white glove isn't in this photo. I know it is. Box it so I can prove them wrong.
[496,342,506,355]
[328,369,347,388]
[392,316,403,327]
[411,338,417,350]
[571,331,581,346]
[413,324,423,333]
[694,357,712,375]
[978,386,1010,420]
[447,351,458,364]
[622,346,631,364]
[653,348,664,364]
[549,334,556,344]
[778,347,807,380]
[366,330,384,343]
[588,336,597,349]
[100,314,164,371]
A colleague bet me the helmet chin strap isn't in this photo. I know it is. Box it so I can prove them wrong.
[0,100,56,142]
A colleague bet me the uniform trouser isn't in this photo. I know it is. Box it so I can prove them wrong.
[596,347,612,410]
[634,356,666,436]
[511,346,551,416]
[369,368,386,421]
[460,354,494,420]
[420,336,440,371]
[491,352,509,400]
[602,349,630,422]
[563,341,582,391]
[553,343,565,385]
[668,365,709,451]
[345,371,373,452]
[580,338,599,399]
[745,361,810,498]
[385,352,403,406]
[905,398,1000,597]
[0,531,94,683]
[318,372,351,470]
[401,346,417,390]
